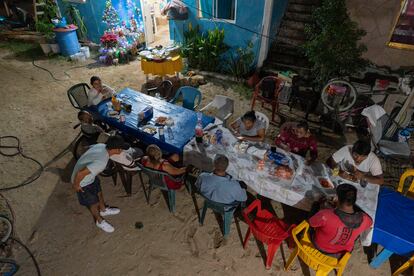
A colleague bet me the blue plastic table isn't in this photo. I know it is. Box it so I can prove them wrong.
[370,188,414,269]
[96,88,214,154]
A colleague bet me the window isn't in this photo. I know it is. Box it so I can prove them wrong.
[198,0,236,21]
[388,0,414,50]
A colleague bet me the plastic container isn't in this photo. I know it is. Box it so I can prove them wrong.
[80,46,90,58]
[278,82,292,104]
[70,52,86,62]
[54,27,80,56]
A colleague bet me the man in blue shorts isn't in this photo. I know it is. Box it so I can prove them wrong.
[71,135,129,233]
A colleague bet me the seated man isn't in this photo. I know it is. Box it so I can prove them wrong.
[309,184,372,257]
[327,140,384,185]
[88,76,116,106]
[195,154,247,204]
[71,135,129,233]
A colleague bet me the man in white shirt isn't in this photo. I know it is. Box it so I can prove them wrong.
[71,135,129,233]
[88,76,115,106]
[327,140,384,185]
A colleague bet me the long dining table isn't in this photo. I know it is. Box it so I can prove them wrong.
[183,124,380,246]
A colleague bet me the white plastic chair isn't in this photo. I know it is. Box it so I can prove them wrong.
[200,95,234,126]
[255,111,270,131]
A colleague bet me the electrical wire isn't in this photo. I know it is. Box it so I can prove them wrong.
[10,237,41,276]
[31,58,92,82]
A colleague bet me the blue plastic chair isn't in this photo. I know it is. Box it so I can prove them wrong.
[169,86,202,110]
[198,194,242,238]
[137,163,184,213]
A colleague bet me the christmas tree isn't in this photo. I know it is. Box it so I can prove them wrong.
[102,0,120,30]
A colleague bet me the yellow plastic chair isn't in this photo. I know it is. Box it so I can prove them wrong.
[397,169,414,197]
[284,220,351,276]
[392,255,414,276]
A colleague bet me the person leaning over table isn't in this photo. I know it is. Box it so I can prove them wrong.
[275,121,318,164]
[309,184,373,258]
[71,135,128,233]
[141,144,187,190]
[88,76,116,106]
[195,154,247,204]
[230,110,266,142]
[326,140,384,185]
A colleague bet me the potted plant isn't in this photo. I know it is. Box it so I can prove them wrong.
[36,20,55,55]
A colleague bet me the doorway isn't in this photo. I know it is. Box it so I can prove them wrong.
[141,0,171,47]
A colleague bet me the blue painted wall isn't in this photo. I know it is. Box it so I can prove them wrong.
[169,0,265,65]
[168,0,288,67]
[57,0,144,43]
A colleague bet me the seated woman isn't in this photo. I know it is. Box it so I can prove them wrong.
[88,76,116,106]
[275,121,318,163]
[141,144,187,190]
[230,110,266,142]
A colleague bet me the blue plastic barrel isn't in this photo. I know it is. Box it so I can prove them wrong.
[54,27,80,56]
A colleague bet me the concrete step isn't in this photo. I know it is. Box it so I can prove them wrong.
[280,19,307,31]
[284,11,313,23]
[268,52,311,68]
[289,0,320,6]
[263,62,311,78]
[270,43,305,58]
[287,3,315,14]
[274,35,306,47]
[278,26,305,40]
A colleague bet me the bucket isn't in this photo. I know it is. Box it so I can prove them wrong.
[54,27,80,57]
[70,52,86,62]
[80,46,90,58]
[40,43,51,55]
[398,129,411,143]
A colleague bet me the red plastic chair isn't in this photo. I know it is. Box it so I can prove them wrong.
[251,76,284,122]
[242,199,295,269]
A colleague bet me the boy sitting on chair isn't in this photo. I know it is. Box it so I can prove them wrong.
[88,76,116,106]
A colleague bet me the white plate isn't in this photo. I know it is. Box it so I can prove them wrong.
[108,110,119,117]
[142,125,157,135]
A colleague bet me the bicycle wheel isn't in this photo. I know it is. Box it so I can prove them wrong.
[321,79,357,112]
[0,259,19,276]
[0,216,12,243]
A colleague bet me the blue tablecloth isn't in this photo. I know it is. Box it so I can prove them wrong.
[372,188,414,256]
[96,88,214,154]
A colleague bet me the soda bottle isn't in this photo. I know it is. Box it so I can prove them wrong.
[167,126,174,139]
[195,113,203,143]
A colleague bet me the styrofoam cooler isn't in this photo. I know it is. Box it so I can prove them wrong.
[80,46,90,58]
[70,52,86,62]
[278,82,292,104]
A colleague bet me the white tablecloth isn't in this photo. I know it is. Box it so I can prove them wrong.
[183,125,379,246]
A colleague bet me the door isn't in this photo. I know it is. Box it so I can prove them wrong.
[141,0,155,45]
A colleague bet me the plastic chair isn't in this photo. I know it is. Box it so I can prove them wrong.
[67,83,90,109]
[397,169,414,197]
[137,163,184,213]
[169,86,202,110]
[255,111,270,131]
[251,76,284,122]
[199,194,241,238]
[200,95,234,126]
[392,255,414,276]
[242,199,295,269]
[285,220,351,276]
[147,80,175,100]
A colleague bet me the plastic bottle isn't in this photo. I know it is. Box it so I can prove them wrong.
[167,126,174,139]
[195,112,203,143]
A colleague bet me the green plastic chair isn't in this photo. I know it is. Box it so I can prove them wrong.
[198,194,242,237]
[169,86,202,110]
[137,163,184,213]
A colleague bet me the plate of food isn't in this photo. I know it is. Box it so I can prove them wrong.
[272,165,294,180]
[317,177,335,189]
[141,125,157,135]
[155,116,174,126]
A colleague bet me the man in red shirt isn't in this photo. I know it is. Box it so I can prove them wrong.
[309,184,372,256]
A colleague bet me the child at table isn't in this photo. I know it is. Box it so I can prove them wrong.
[88,76,116,106]
[78,110,105,139]
[141,144,187,190]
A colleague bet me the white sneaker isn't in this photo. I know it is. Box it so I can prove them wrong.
[100,207,120,217]
[96,220,114,233]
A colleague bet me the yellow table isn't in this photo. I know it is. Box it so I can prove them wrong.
[141,56,182,79]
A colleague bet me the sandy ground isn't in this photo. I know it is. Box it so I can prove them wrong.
[0,47,395,275]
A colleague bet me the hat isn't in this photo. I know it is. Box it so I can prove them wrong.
[105,135,130,150]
